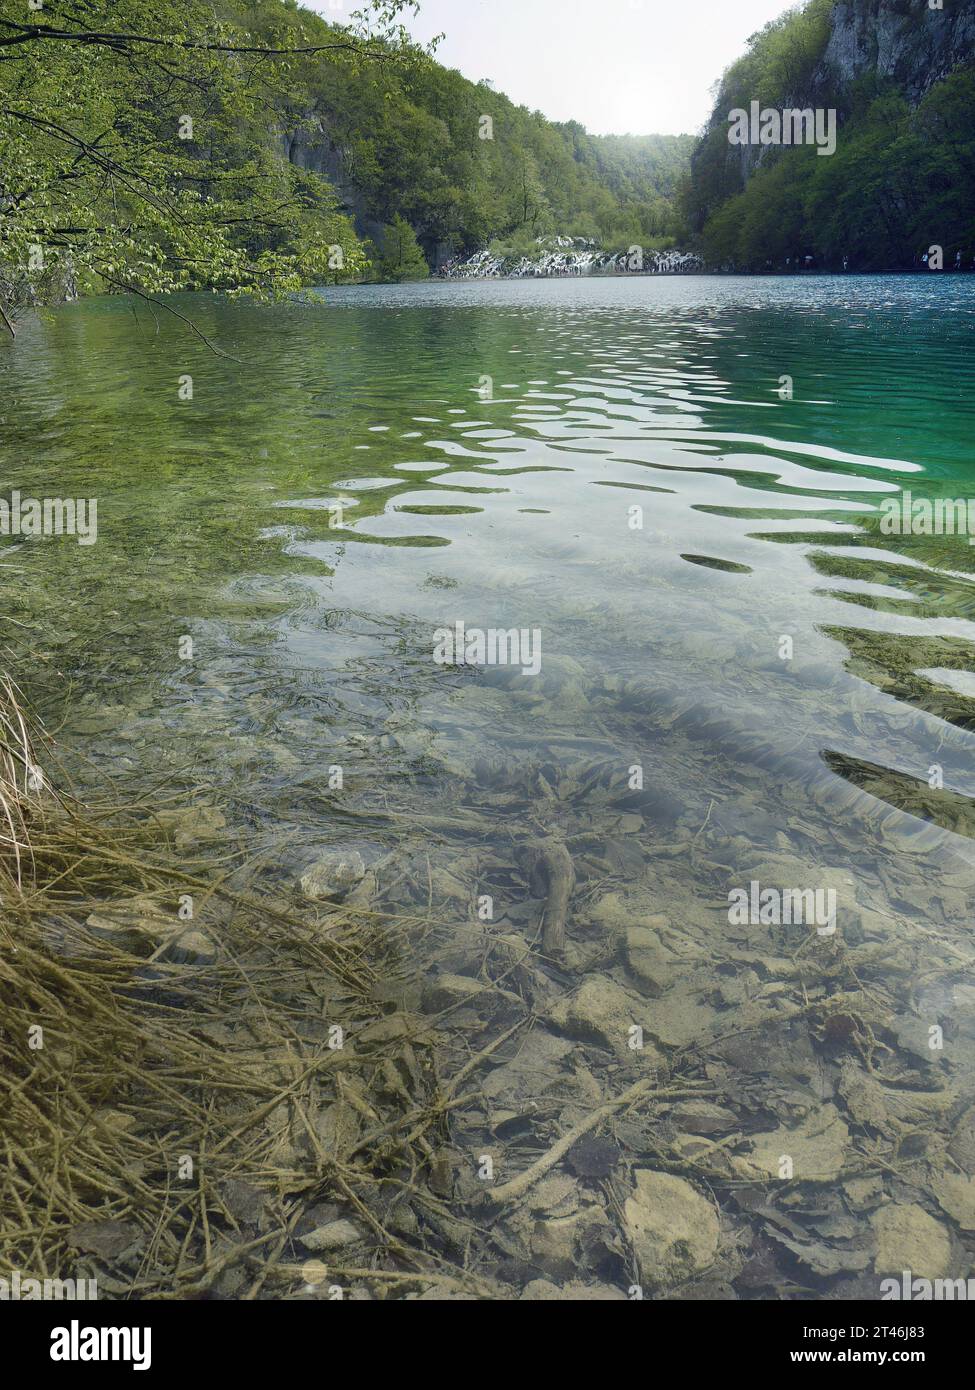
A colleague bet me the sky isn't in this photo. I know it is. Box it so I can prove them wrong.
[305,0,794,136]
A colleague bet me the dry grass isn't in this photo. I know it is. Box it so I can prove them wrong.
[0,672,39,888]
[0,679,489,1299]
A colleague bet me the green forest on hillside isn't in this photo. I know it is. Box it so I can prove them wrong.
[682,0,975,270]
[0,0,692,321]
[3,0,975,314]
[271,1,694,259]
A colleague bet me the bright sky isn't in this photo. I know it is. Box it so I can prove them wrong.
[305,0,794,136]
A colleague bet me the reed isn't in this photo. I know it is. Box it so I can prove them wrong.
[0,678,464,1298]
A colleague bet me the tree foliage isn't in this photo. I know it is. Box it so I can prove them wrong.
[372,213,429,281]
[271,13,695,260]
[680,0,975,271]
[0,0,421,330]
[0,0,697,331]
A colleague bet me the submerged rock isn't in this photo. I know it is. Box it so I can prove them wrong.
[299,850,366,900]
[530,1208,606,1278]
[155,805,227,847]
[421,973,488,1013]
[300,1219,363,1253]
[623,1171,719,1287]
[733,1105,849,1183]
[948,1104,975,1173]
[520,1278,627,1301]
[622,925,674,997]
[548,976,655,1057]
[164,929,217,966]
[672,1101,739,1136]
[930,1175,975,1233]
[85,897,176,956]
[872,1203,951,1279]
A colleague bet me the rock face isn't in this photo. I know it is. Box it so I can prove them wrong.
[694,0,975,200]
[818,0,975,105]
[624,1171,719,1288]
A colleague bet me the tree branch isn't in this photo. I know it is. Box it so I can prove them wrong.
[0,21,396,62]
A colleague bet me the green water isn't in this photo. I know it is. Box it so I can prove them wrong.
[5,274,975,1297]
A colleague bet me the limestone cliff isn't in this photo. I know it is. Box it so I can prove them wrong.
[817,0,975,104]
[686,0,975,237]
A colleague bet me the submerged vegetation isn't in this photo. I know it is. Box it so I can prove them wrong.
[5,0,975,1313]
[0,679,444,1296]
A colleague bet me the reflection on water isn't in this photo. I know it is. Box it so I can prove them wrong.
[4,273,975,1298]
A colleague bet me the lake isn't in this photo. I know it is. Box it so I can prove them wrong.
[5,272,975,1296]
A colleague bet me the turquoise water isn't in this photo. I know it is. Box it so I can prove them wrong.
[4,273,975,1296]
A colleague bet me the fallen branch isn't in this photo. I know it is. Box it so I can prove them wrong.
[480,1073,657,1208]
[524,835,575,955]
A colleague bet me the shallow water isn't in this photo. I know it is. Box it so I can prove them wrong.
[5,273,975,1297]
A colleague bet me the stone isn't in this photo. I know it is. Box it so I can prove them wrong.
[930,1175,975,1232]
[358,1012,434,1046]
[672,1101,739,1136]
[69,705,130,735]
[844,1175,884,1211]
[85,897,175,955]
[733,1105,849,1183]
[67,1220,143,1261]
[314,1102,360,1154]
[300,1220,363,1253]
[155,805,227,847]
[623,1171,719,1287]
[520,1278,627,1301]
[872,1203,951,1280]
[892,1013,939,1063]
[530,1209,596,1275]
[548,976,655,1057]
[520,1279,565,1301]
[948,1104,975,1173]
[220,1180,266,1226]
[622,925,674,997]
[528,1174,578,1214]
[421,973,487,1013]
[164,929,217,966]
[299,850,366,900]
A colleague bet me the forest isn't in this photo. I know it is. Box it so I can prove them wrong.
[3,0,973,316]
[682,0,975,271]
[0,0,692,319]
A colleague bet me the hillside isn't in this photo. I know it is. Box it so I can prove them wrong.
[259,3,694,265]
[681,0,975,271]
[5,0,969,312]
[0,0,695,318]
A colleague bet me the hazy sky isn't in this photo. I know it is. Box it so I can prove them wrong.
[305,0,793,136]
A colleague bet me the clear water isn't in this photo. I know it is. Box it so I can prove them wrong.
[5,273,975,1296]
